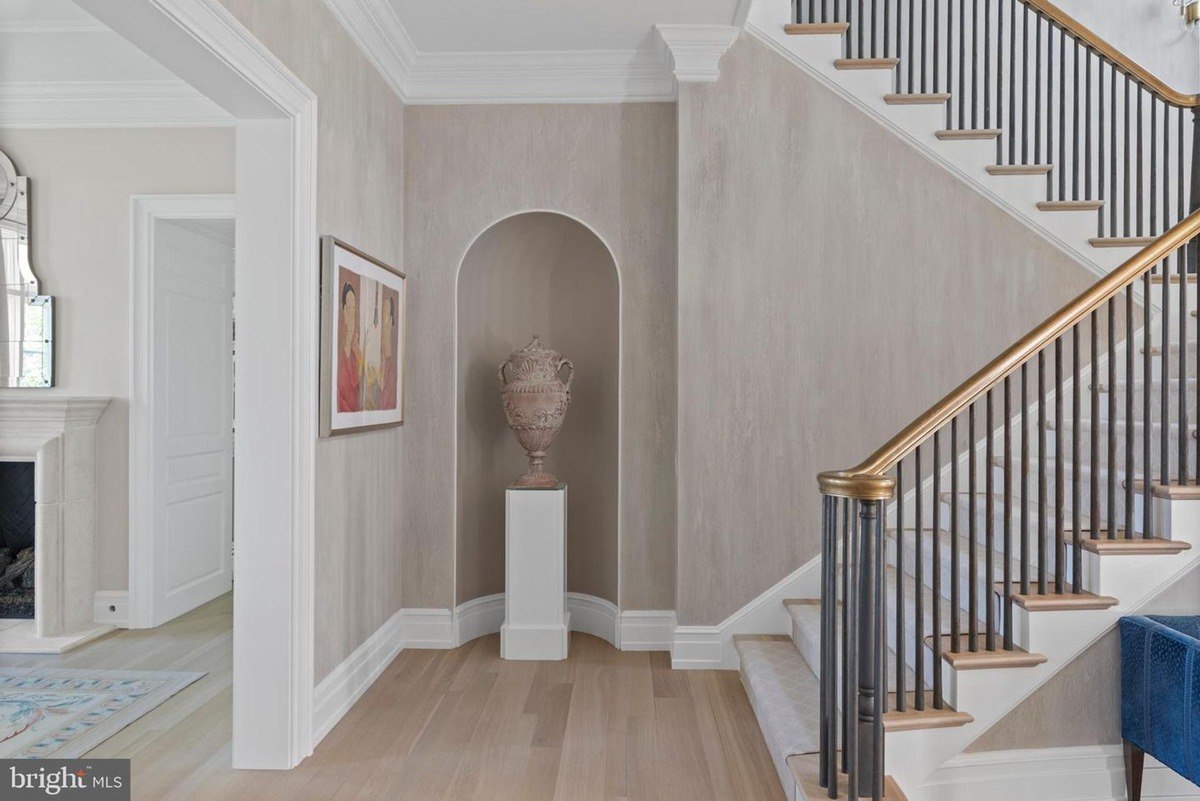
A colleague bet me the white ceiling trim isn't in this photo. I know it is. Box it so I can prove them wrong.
[655,24,740,82]
[0,20,109,34]
[0,81,234,128]
[323,0,739,103]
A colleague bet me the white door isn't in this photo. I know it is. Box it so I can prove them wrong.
[151,218,235,626]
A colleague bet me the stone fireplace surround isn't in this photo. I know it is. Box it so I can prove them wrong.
[0,396,111,652]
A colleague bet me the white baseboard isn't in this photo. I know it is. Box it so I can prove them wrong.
[920,746,1200,801]
[451,592,622,648]
[566,592,618,647]
[398,607,456,648]
[618,609,676,651]
[671,554,822,670]
[312,607,405,746]
[93,591,129,628]
[454,594,505,647]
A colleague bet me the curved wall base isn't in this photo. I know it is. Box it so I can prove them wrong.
[458,592,619,649]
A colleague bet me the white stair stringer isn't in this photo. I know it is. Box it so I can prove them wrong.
[885,496,1200,797]
[744,0,1140,282]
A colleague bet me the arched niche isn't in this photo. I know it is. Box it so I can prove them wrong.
[456,211,620,612]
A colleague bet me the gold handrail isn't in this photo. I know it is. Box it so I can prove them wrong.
[1022,0,1200,108]
[819,209,1200,499]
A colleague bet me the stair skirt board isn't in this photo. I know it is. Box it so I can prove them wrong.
[918,746,1200,801]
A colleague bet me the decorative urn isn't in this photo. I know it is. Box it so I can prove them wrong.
[498,336,574,488]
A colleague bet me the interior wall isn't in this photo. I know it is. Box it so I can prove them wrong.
[216,0,406,683]
[967,562,1200,752]
[1055,0,1200,93]
[456,212,619,604]
[674,34,1098,626]
[404,103,677,613]
[0,127,234,595]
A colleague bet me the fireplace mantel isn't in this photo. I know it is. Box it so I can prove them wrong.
[0,394,111,650]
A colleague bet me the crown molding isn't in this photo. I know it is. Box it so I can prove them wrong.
[0,80,233,128]
[322,0,690,103]
[654,24,740,83]
[0,21,110,34]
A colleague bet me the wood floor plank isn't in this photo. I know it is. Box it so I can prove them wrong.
[4,602,786,800]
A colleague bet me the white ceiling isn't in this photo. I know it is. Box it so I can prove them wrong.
[388,0,742,53]
[0,0,230,127]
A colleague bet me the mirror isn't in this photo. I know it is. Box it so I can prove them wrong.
[0,148,53,388]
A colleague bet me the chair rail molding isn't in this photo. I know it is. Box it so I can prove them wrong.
[654,24,741,83]
[321,0,682,103]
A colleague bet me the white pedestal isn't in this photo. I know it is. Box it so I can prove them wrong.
[501,485,569,661]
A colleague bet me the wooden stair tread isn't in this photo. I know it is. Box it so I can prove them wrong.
[883,691,973,731]
[929,633,1048,669]
[1036,199,1104,211]
[987,164,1052,175]
[1067,536,1192,554]
[835,57,900,70]
[936,128,1002,140]
[1089,236,1156,248]
[788,753,909,800]
[1152,483,1200,500]
[997,584,1119,611]
[884,92,951,105]
[1149,272,1197,283]
[783,21,851,34]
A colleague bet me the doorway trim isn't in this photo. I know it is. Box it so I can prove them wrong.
[75,0,318,769]
[128,194,237,631]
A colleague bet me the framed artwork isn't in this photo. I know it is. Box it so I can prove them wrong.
[319,236,406,436]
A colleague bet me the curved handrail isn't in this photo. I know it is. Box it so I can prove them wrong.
[819,209,1200,499]
[1022,0,1200,108]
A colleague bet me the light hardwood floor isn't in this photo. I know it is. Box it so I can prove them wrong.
[0,596,785,801]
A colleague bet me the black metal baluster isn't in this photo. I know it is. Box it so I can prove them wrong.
[1112,64,1119,236]
[1182,245,1191,486]
[1035,12,1042,167]
[1125,80,1132,237]
[1046,18,1054,195]
[1072,38,1080,199]
[960,0,967,129]
[870,0,877,57]
[1108,297,1117,539]
[1058,27,1066,201]
[846,500,859,801]
[1022,3,1029,163]
[820,495,835,792]
[1007,0,1015,163]
[1038,351,1048,592]
[986,389,996,650]
[896,460,906,711]
[1072,327,1082,594]
[933,0,940,99]
[914,445,925,708]
[857,0,863,58]
[951,416,962,650]
[841,498,850,767]
[909,0,916,94]
[873,501,885,801]
[1152,97,1159,237]
[1003,376,1013,648]
[945,0,953,127]
[920,0,928,93]
[1144,269,1153,538]
[1126,284,1135,538]
[1099,57,1106,236]
[972,0,978,129]
[1055,337,1065,593]
[1085,47,1092,202]
[1163,254,1171,488]
[932,431,943,706]
[984,0,991,130]
[1137,86,1145,237]
[969,402,979,650]
[996,0,1004,163]
[883,0,890,57]
[1021,363,1030,594]
[855,500,881,797]
[1091,311,1100,545]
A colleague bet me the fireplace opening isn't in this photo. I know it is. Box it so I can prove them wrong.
[0,462,35,619]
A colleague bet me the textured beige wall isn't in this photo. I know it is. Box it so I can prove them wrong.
[457,212,619,604]
[968,562,1200,752]
[404,103,677,612]
[674,34,1097,625]
[218,0,406,682]
[0,127,234,593]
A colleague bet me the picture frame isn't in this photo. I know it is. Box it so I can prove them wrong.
[319,236,407,436]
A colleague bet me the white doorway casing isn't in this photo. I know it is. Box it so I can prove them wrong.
[75,0,318,769]
[129,196,236,630]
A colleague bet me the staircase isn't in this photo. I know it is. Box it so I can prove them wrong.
[733,2,1200,799]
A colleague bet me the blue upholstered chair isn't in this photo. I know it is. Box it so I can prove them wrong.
[1120,615,1200,801]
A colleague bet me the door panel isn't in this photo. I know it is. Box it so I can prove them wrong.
[152,218,234,625]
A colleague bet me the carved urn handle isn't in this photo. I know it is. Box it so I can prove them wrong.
[497,358,513,388]
[557,358,574,392]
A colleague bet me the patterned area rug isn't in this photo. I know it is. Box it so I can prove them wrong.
[0,668,205,758]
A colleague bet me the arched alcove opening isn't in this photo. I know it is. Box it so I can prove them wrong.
[456,211,620,614]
